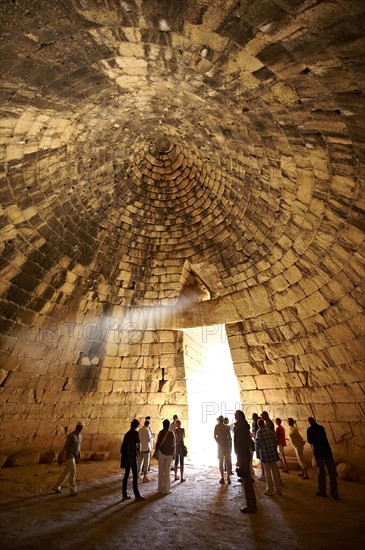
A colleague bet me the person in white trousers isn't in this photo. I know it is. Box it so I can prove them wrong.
[154,419,176,495]
[138,419,152,482]
[53,421,84,496]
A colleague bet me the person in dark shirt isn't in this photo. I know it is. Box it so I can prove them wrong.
[121,419,146,502]
[261,410,275,432]
[307,417,338,499]
[234,410,257,513]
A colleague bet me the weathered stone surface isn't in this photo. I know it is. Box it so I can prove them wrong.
[90,451,110,461]
[336,463,360,481]
[9,451,40,467]
[0,455,8,467]
[81,451,95,460]
[39,451,56,464]
[0,0,364,474]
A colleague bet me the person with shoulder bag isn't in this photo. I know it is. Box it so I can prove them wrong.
[154,419,176,495]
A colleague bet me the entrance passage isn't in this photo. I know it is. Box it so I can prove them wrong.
[183,325,241,466]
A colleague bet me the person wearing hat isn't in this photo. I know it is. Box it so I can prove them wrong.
[52,421,84,496]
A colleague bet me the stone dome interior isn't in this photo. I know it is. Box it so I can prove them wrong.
[0,0,364,470]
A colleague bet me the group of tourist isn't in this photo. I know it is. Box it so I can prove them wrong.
[213,410,338,513]
[52,410,339,513]
[120,414,186,501]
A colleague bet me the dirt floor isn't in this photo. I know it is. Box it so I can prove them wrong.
[0,457,364,550]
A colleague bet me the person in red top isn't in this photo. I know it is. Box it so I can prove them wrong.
[275,418,289,472]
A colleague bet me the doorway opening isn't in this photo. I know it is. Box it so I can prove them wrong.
[182,325,241,466]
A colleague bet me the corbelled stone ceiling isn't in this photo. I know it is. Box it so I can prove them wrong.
[0,0,364,465]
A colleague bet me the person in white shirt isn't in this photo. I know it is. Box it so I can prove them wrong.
[138,420,152,482]
[169,414,178,432]
[145,416,155,471]
[53,421,84,496]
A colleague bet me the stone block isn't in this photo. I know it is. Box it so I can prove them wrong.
[142,381,160,393]
[331,422,352,444]
[159,331,176,343]
[9,450,40,466]
[39,450,56,463]
[308,368,342,386]
[230,348,250,363]
[299,387,332,404]
[238,376,256,390]
[255,374,280,390]
[299,352,328,371]
[264,358,288,374]
[108,367,132,381]
[103,392,127,405]
[249,346,267,361]
[327,383,364,403]
[311,403,336,421]
[145,392,168,405]
[101,356,122,368]
[347,313,365,337]
[167,379,187,392]
[89,434,120,453]
[13,341,46,360]
[3,372,33,388]
[262,388,296,404]
[333,402,364,422]
[97,380,113,392]
[274,285,306,311]
[250,311,287,331]
[241,390,266,406]
[112,380,142,392]
[18,360,49,375]
[296,292,330,317]
[351,423,365,442]
[301,333,331,353]
[0,455,8,467]
[324,323,354,345]
[234,362,258,376]
[159,354,180,368]
[90,451,110,461]
[0,368,9,385]
[246,331,273,346]
[345,337,365,362]
[331,175,356,198]
[57,391,84,404]
[336,463,360,481]
[124,392,148,405]
[268,274,289,293]
[81,451,95,460]
[164,367,186,379]
[247,285,272,316]
[104,342,119,356]
[284,372,305,388]
[336,361,364,384]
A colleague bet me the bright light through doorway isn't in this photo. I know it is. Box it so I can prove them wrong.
[183,325,241,466]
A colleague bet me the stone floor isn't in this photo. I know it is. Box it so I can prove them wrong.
[0,458,364,550]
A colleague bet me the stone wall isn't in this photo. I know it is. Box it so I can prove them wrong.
[184,331,206,447]
[0,319,186,457]
[227,315,365,472]
[0,0,364,472]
